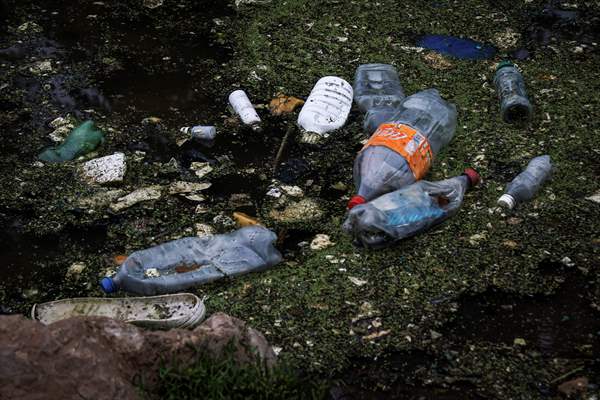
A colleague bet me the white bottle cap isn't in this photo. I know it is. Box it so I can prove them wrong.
[497,194,516,209]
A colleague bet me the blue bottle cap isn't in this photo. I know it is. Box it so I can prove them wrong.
[100,277,116,293]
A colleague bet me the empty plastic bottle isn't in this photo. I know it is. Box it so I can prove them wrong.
[100,226,282,295]
[353,63,405,134]
[348,89,457,209]
[494,61,533,123]
[39,120,104,162]
[498,155,552,209]
[229,90,261,130]
[181,125,217,146]
[343,168,480,248]
[297,76,353,144]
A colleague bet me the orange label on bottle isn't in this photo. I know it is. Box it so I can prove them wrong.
[362,123,433,180]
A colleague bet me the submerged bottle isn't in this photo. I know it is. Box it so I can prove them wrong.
[494,61,533,123]
[348,89,457,209]
[343,168,480,248]
[498,155,552,209]
[353,63,405,135]
[297,76,353,144]
[181,125,217,146]
[100,226,282,295]
[39,120,104,162]
[229,90,261,131]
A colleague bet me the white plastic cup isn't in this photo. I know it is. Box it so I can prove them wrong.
[228,89,261,129]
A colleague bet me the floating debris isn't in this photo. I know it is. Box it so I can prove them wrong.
[417,34,496,59]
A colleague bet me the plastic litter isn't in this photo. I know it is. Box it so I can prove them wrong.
[297,76,353,144]
[354,63,406,135]
[181,125,217,145]
[228,89,261,130]
[417,34,496,60]
[100,226,282,295]
[343,168,480,248]
[32,293,206,329]
[498,155,552,209]
[494,61,533,123]
[349,89,457,208]
[38,120,104,162]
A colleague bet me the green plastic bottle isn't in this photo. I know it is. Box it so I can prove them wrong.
[39,120,104,162]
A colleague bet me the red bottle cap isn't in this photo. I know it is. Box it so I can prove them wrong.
[347,195,366,210]
[463,168,480,188]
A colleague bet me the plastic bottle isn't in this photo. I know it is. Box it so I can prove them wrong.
[494,61,533,123]
[181,125,217,145]
[100,226,282,295]
[39,120,104,162]
[297,76,353,144]
[228,90,261,130]
[498,155,552,209]
[353,63,405,134]
[343,168,480,248]
[348,89,457,209]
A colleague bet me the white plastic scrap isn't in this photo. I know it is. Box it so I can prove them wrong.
[310,234,334,251]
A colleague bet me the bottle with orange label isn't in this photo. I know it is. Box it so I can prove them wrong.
[348,89,457,209]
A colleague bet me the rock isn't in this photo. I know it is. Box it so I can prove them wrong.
[143,0,163,8]
[229,193,253,209]
[558,377,588,398]
[195,223,215,238]
[77,189,125,209]
[310,234,334,250]
[48,116,75,142]
[423,52,453,70]
[513,337,527,346]
[213,213,236,229]
[66,262,86,279]
[29,60,53,75]
[280,185,304,198]
[81,153,127,184]
[0,313,276,400]
[110,186,162,212]
[585,190,600,204]
[492,28,521,50]
[17,21,43,34]
[168,181,211,195]
[468,232,487,245]
[430,330,442,340]
[348,276,368,286]
[503,240,518,249]
[268,198,323,223]
[190,162,213,179]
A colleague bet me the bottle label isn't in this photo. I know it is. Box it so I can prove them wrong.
[362,123,433,180]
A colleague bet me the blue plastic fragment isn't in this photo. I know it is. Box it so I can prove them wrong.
[417,34,496,59]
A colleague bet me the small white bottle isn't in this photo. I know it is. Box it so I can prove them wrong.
[228,89,261,131]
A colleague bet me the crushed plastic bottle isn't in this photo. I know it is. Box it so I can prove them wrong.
[228,90,261,130]
[353,63,405,135]
[181,125,217,145]
[348,89,457,208]
[39,120,104,162]
[297,76,353,144]
[494,61,533,123]
[498,155,552,209]
[343,168,480,248]
[100,226,282,295]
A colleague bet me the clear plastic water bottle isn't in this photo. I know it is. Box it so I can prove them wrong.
[354,63,405,135]
[494,61,533,123]
[498,155,552,209]
[348,89,457,209]
[100,226,282,295]
[343,168,480,248]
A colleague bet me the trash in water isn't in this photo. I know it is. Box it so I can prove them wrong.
[494,61,533,123]
[349,89,457,208]
[32,293,206,329]
[81,152,127,185]
[297,76,353,144]
[344,169,480,248]
[100,226,282,295]
[497,155,552,210]
[38,120,104,163]
[417,34,496,60]
[181,125,217,146]
[269,94,305,115]
[229,89,261,131]
[110,185,163,212]
[233,211,260,227]
[354,63,405,135]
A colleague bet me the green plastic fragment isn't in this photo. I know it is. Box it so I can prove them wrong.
[39,120,105,163]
